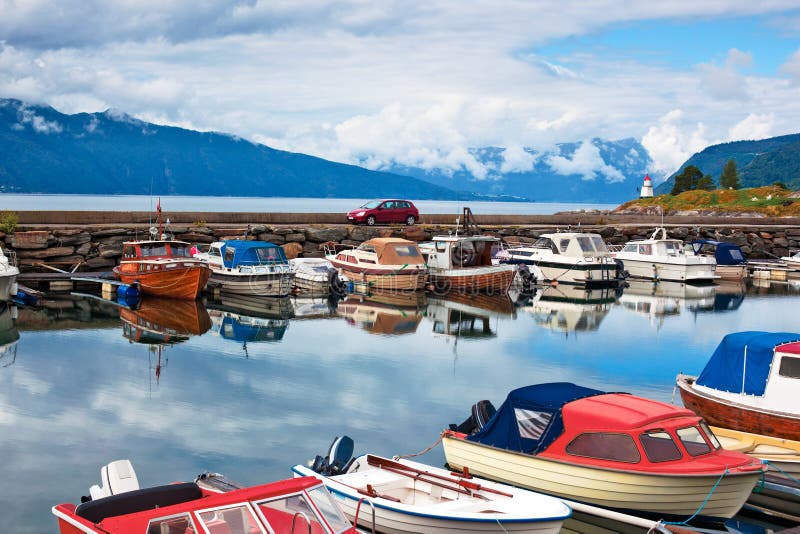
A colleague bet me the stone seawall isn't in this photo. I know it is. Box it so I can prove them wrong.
[4,216,799,272]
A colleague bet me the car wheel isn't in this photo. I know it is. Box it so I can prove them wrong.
[366,215,376,226]
[405,215,415,226]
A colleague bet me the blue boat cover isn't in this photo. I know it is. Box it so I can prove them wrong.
[221,241,287,268]
[690,240,746,266]
[220,317,287,342]
[466,383,606,454]
[696,331,800,396]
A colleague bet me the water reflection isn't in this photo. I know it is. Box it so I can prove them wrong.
[206,294,293,356]
[120,297,212,344]
[0,303,19,368]
[517,285,617,333]
[337,291,426,335]
[427,293,515,341]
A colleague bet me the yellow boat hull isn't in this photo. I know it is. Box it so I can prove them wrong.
[711,426,800,476]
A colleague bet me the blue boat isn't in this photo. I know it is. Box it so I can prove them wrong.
[200,240,294,296]
[690,239,748,280]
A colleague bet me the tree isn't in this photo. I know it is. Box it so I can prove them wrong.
[697,174,715,191]
[671,165,704,195]
[720,159,740,189]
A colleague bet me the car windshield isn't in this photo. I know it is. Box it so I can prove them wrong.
[360,200,382,208]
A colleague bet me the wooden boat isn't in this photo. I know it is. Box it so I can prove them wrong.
[289,257,347,295]
[612,228,717,283]
[114,240,210,300]
[292,439,570,534]
[676,331,800,440]
[499,232,625,287]
[443,382,765,520]
[327,238,426,291]
[690,239,749,280]
[199,241,294,296]
[53,460,358,534]
[419,235,516,294]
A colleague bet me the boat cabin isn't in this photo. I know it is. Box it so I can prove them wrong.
[420,236,499,269]
[53,476,356,534]
[618,228,693,259]
[511,233,611,259]
[206,241,290,272]
[121,241,195,261]
[689,240,746,266]
[332,238,424,267]
[460,383,759,474]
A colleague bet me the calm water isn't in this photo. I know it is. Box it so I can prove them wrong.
[0,193,614,215]
[1,279,799,533]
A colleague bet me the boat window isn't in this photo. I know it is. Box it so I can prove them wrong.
[591,236,608,253]
[778,356,800,378]
[514,408,553,440]
[622,243,637,253]
[147,513,196,534]
[141,244,168,257]
[677,426,712,456]
[224,247,235,264]
[209,247,222,257]
[435,241,447,252]
[357,243,376,253]
[566,432,641,463]
[255,247,284,263]
[639,244,652,255]
[307,486,352,533]
[699,421,721,449]
[123,245,138,259]
[197,504,265,534]
[512,249,534,257]
[256,494,327,533]
[664,242,680,256]
[532,237,554,251]
[559,239,570,253]
[639,430,682,462]
[393,245,420,257]
[170,244,190,258]
[576,237,594,252]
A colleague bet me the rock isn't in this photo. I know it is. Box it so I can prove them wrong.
[48,255,86,265]
[177,232,216,243]
[349,226,386,241]
[15,246,74,259]
[215,228,249,239]
[98,244,123,258]
[303,241,322,254]
[773,237,790,247]
[53,229,83,237]
[9,231,50,249]
[75,242,92,256]
[55,231,91,246]
[774,247,790,258]
[282,242,303,259]
[305,227,348,242]
[250,224,268,234]
[166,226,189,234]
[669,227,689,239]
[96,235,131,246]
[258,233,286,244]
[91,228,131,238]
[598,227,617,238]
[759,232,773,240]
[85,257,117,269]
[188,225,215,235]
[273,227,293,235]
[285,232,306,243]
[403,226,429,241]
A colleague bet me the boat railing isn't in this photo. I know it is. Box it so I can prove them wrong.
[290,511,312,534]
[3,249,17,267]
[323,243,357,256]
[606,244,623,253]
[352,497,376,534]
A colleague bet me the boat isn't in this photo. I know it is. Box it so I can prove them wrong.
[677,331,800,441]
[690,239,749,280]
[443,382,765,520]
[206,293,293,354]
[337,293,424,336]
[499,232,625,287]
[326,238,426,291]
[292,437,571,533]
[53,459,358,534]
[780,250,800,270]
[114,240,210,300]
[289,257,347,296]
[0,246,19,301]
[419,235,516,294]
[199,240,294,296]
[612,228,716,283]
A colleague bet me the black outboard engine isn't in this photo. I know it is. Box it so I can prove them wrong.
[328,269,347,296]
[311,435,355,476]
[449,400,496,435]
[614,259,629,283]
[518,264,536,293]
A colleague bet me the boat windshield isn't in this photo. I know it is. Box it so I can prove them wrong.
[664,241,682,256]
[591,236,608,253]
[576,236,595,252]
[170,244,191,258]
[140,244,168,257]
[639,430,682,462]
[256,493,330,533]
[532,237,557,252]
[197,504,266,533]
[254,247,285,263]
[307,486,352,532]
[676,426,712,456]
[360,200,382,208]
[699,421,721,449]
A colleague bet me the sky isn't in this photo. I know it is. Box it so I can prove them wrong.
[1,1,800,181]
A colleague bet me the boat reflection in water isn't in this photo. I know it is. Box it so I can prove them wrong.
[518,284,617,334]
[337,290,426,336]
[291,295,340,320]
[427,293,516,342]
[618,280,716,328]
[0,302,20,368]
[206,292,293,355]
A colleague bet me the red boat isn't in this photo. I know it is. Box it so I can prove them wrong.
[677,331,800,440]
[114,240,210,300]
[53,460,358,534]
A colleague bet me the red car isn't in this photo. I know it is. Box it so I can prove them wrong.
[346,199,419,226]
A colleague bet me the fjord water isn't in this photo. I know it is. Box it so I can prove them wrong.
[2,281,798,533]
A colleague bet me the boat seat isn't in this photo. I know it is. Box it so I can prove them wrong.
[89,459,140,500]
[75,482,202,524]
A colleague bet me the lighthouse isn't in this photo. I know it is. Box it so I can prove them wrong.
[640,174,654,198]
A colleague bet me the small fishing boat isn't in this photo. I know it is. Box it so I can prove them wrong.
[293,437,571,533]
[326,238,426,291]
[0,246,19,301]
[710,426,800,476]
[443,382,765,520]
[419,235,516,294]
[199,240,294,296]
[677,331,800,441]
[53,460,358,534]
[289,257,347,295]
[690,239,748,280]
[613,228,717,283]
[114,240,210,300]
[499,232,625,287]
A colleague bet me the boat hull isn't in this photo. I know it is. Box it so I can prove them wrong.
[114,266,209,300]
[293,274,332,295]
[0,270,19,301]
[715,265,748,280]
[618,259,715,283]
[428,265,516,295]
[503,259,621,287]
[442,434,760,519]
[336,268,425,291]
[677,375,800,441]
[208,271,294,297]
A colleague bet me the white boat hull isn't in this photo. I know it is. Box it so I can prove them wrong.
[0,271,18,301]
[619,258,716,282]
[208,270,294,296]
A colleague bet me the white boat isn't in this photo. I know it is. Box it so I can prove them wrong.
[326,238,427,291]
[0,246,20,301]
[419,235,516,294]
[613,228,716,283]
[199,240,294,296]
[499,232,624,287]
[293,440,570,534]
[781,250,800,270]
[289,257,347,295]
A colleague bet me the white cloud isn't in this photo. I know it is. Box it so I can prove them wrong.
[780,49,800,85]
[500,145,537,173]
[728,113,775,141]
[546,140,626,183]
[696,48,753,101]
[16,105,63,133]
[640,110,713,176]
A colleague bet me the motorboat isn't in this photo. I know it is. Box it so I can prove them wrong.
[613,228,716,283]
[289,257,347,296]
[293,437,571,534]
[199,240,294,296]
[419,235,516,294]
[499,232,625,287]
[443,382,765,520]
[781,250,800,270]
[53,459,358,534]
[690,239,748,280]
[0,246,19,301]
[326,238,427,291]
[337,293,424,336]
[677,331,800,440]
[114,240,210,299]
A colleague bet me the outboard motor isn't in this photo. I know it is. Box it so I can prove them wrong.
[518,264,536,293]
[83,459,140,503]
[311,435,355,476]
[450,400,496,435]
[328,269,347,296]
[614,259,629,283]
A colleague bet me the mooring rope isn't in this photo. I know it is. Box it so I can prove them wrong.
[394,435,443,460]
[662,466,729,526]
